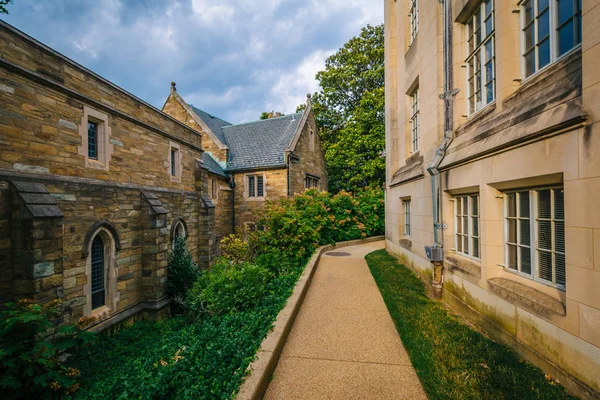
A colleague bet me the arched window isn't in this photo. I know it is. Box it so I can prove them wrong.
[82,222,120,317]
[90,235,106,310]
[171,218,188,248]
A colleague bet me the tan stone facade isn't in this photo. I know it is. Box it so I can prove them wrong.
[0,22,216,331]
[385,0,600,397]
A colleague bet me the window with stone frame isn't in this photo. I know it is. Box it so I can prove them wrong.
[410,88,420,153]
[409,0,419,44]
[305,174,320,189]
[466,0,495,115]
[84,227,117,317]
[309,129,315,151]
[504,187,565,289]
[169,143,181,181]
[403,199,412,237]
[78,106,112,170]
[521,0,582,79]
[247,174,265,198]
[90,235,105,310]
[210,178,218,201]
[455,194,481,259]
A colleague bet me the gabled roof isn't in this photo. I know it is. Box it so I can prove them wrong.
[190,106,231,146]
[222,113,303,171]
[201,152,228,178]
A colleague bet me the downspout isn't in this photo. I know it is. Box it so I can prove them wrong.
[230,174,236,234]
[285,150,291,197]
[426,0,456,298]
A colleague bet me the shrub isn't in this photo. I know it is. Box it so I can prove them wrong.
[0,299,95,399]
[187,259,272,315]
[255,251,298,276]
[220,234,250,263]
[167,236,200,303]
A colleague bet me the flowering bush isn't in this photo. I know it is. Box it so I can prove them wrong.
[250,186,385,261]
[0,299,95,399]
[219,234,250,263]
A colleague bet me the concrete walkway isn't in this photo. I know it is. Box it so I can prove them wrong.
[264,241,428,400]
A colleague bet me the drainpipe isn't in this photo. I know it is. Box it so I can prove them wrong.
[285,149,291,197]
[426,0,457,298]
[230,174,236,234]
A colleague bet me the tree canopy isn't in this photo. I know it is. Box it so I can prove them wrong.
[0,0,12,14]
[301,24,385,193]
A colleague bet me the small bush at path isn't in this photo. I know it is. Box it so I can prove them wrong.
[366,249,577,400]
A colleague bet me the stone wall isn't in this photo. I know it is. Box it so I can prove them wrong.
[208,173,233,239]
[231,168,288,230]
[0,22,214,331]
[288,110,328,195]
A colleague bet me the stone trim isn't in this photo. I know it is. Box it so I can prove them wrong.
[168,142,182,183]
[243,172,267,201]
[0,169,197,196]
[488,277,566,317]
[82,220,122,258]
[10,180,63,219]
[445,254,482,279]
[142,192,169,215]
[287,97,312,152]
[88,297,171,333]
[77,105,114,172]
[0,56,203,153]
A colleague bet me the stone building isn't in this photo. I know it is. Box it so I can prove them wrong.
[162,85,327,232]
[385,0,600,397]
[0,20,327,332]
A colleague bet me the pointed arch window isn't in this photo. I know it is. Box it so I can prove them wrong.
[90,236,106,310]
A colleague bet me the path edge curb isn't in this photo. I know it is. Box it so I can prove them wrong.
[235,235,385,400]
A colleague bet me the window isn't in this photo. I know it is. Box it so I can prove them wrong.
[90,235,105,310]
[88,121,98,159]
[466,0,495,114]
[410,88,420,153]
[522,0,582,78]
[210,179,218,200]
[409,0,419,44]
[504,187,565,289]
[78,106,112,171]
[309,130,315,151]
[247,174,265,198]
[305,175,320,189]
[403,199,412,237]
[169,143,181,181]
[455,195,480,259]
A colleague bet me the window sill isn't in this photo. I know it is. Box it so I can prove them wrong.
[90,305,111,320]
[488,277,565,317]
[445,254,481,279]
[245,196,266,202]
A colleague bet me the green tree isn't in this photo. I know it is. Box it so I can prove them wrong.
[0,0,13,14]
[300,24,384,193]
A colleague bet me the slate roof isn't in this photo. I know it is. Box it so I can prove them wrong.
[191,106,231,146]
[201,152,228,178]
[222,113,302,171]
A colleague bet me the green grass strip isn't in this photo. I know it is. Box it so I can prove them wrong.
[366,249,577,400]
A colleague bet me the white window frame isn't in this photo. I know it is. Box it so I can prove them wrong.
[454,195,481,260]
[465,0,495,115]
[409,0,419,44]
[520,0,582,80]
[503,186,565,290]
[410,88,420,153]
[403,199,412,237]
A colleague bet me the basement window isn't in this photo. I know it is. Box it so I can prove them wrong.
[504,187,565,290]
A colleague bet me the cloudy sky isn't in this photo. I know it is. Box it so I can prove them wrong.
[2,0,383,124]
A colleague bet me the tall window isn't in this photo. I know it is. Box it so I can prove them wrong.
[403,199,412,237]
[522,0,582,78]
[466,0,495,114]
[455,195,480,259]
[410,88,420,152]
[169,144,181,181]
[171,149,177,176]
[505,187,565,289]
[409,0,419,44]
[88,121,98,159]
[90,235,105,310]
[248,175,265,198]
[210,179,218,200]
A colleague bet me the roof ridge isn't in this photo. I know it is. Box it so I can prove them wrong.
[223,112,303,129]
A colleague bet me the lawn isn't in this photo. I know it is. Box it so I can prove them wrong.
[365,249,577,400]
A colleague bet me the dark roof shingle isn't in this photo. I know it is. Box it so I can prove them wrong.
[201,152,228,178]
[191,106,231,145]
[222,113,302,171]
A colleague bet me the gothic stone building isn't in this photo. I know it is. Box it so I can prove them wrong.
[385,0,600,397]
[162,85,327,235]
[0,21,327,331]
